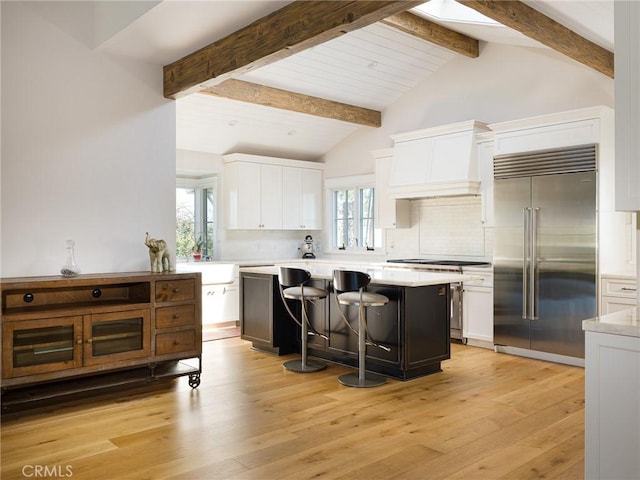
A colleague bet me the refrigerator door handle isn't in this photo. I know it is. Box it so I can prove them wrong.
[531,207,539,320]
[522,207,530,320]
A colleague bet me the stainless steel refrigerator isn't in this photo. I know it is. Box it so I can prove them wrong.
[493,145,597,359]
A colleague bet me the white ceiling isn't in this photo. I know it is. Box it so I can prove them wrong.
[98,0,614,162]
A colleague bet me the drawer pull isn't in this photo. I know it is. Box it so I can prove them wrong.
[92,288,102,298]
[23,293,34,303]
[621,287,637,292]
[76,337,83,345]
[173,288,180,293]
[173,313,181,319]
[173,340,180,346]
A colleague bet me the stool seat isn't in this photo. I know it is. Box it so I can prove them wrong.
[337,291,388,307]
[278,266,328,373]
[283,285,328,301]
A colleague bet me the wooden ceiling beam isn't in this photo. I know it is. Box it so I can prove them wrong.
[381,11,479,58]
[201,79,381,127]
[456,0,614,78]
[163,0,424,99]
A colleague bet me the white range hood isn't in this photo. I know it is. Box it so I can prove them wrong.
[389,120,490,198]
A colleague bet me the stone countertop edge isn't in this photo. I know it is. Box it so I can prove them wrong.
[239,264,473,288]
[582,307,640,338]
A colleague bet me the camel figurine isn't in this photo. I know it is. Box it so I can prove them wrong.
[144,232,173,272]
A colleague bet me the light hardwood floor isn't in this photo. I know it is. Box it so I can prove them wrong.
[1,338,585,480]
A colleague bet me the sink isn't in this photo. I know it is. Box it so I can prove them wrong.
[177,263,238,285]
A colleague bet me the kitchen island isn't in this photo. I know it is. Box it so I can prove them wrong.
[239,263,471,380]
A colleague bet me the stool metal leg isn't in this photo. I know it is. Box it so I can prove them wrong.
[283,298,326,373]
[338,304,386,388]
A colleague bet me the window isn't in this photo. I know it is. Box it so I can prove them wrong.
[328,175,380,251]
[176,177,216,261]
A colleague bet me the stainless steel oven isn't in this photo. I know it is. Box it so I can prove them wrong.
[386,259,491,342]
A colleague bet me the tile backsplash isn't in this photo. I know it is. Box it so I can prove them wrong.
[385,196,493,260]
[418,197,486,257]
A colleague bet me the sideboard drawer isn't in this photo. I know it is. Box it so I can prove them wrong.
[155,279,195,303]
[156,330,196,355]
[156,305,196,329]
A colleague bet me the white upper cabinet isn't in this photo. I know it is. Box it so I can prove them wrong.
[615,1,640,211]
[476,132,494,225]
[372,148,410,229]
[225,160,282,230]
[224,153,324,231]
[389,121,490,198]
[282,166,323,230]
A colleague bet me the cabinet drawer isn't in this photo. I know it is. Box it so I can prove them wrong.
[155,330,196,355]
[156,305,196,329]
[601,277,637,298]
[155,280,195,303]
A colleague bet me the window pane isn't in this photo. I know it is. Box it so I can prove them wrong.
[176,188,195,257]
[360,188,375,248]
[204,188,215,257]
[333,186,376,249]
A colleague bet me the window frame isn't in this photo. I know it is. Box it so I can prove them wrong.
[176,176,217,262]
[325,174,381,253]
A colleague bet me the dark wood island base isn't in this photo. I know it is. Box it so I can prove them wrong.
[240,271,451,380]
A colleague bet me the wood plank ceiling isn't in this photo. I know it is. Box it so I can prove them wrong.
[168,0,614,160]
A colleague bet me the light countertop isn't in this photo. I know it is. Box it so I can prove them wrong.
[239,262,472,287]
[583,307,640,338]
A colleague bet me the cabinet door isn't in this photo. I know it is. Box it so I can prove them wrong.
[282,166,303,229]
[240,274,273,345]
[83,309,151,366]
[615,1,640,210]
[301,168,323,230]
[463,286,494,343]
[375,155,410,228]
[236,162,262,229]
[222,285,239,322]
[2,316,83,378]
[477,139,494,225]
[282,167,323,230]
[260,164,283,229]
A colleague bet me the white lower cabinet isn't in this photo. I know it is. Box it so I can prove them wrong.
[462,271,493,347]
[600,275,637,315]
[585,329,640,479]
[202,283,239,325]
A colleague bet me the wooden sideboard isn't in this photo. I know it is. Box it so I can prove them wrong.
[1,271,202,411]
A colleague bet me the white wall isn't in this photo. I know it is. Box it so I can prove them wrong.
[1,2,176,277]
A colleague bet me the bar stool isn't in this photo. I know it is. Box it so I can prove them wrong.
[332,269,390,388]
[278,266,328,373]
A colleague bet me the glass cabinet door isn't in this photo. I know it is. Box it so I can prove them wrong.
[83,309,151,366]
[2,316,83,378]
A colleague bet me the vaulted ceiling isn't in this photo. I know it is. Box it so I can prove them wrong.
[101,1,615,162]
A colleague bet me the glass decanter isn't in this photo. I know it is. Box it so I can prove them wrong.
[60,239,80,277]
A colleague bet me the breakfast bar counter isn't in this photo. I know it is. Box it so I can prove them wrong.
[239,263,471,380]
